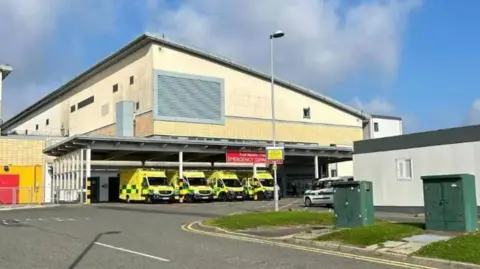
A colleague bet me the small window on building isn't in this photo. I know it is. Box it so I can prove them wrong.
[396,158,413,180]
[136,102,140,110]
[330,169,338,177]
[374,122,379,132]
[45,119,49,126]
[303,107,311,119]
[35,124,39,131]
[70,105,76,113]
[113,84,118,93]
[130,76,135,85]
[77,96,95,110]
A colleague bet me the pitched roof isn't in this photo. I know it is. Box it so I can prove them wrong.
[2,33,369,129]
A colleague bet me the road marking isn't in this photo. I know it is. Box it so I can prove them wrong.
[182,221,437,269]
[279,199,301,210]
[94,242,170,262]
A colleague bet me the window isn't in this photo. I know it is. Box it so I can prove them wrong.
[374,122,379,132]
[70,105,76,113]
[330,169,338,177]
[136,102,140,110]
[77,96,94,110]
[396,158,413,180]
[130,76,134,85]
[35,124,39,130]
[303,107,311,119]
[113,84,118,93]
[45,119,49,126]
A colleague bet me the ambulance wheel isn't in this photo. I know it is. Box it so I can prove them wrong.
[126,196,131,203]
[218,192,227,202]
[257,192,265,201]
[186,194,194,203]
[145,196,152,204]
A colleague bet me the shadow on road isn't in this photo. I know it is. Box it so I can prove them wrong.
[68,231,121,269]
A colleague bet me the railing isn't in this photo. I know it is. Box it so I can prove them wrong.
[0,187,46,208]
[52,187,85,204]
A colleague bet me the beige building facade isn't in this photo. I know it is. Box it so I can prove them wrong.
[3,33,367,146]
[2,33,373,178]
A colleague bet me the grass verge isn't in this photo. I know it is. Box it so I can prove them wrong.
[415,232,480,265]
[316,222,424,247]
[204,211,333,230]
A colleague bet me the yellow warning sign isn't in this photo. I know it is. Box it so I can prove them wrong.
[266,147,284,161]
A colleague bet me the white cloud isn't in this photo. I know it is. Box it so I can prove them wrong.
[147,0,421,90]
[350,97,395,115]
[465,98,480,125]
[0,0,124,119]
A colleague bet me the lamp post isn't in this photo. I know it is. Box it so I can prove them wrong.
[270,30,284,212]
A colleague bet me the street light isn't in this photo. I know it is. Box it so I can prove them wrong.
[270,30,284,212]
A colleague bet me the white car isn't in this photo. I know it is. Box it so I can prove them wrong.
[303,176,354,207]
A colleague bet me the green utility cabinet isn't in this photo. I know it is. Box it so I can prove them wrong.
[421,174,478,232]
[332,181,375,228]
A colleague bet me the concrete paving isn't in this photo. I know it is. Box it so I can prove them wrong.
[0,199,442,269]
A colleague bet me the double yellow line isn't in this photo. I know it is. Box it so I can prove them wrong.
[181,221,438,269]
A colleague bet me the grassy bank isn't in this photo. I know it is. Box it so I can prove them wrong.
[205,211,334,230]
[415,233,480,265]
[316,222,424,247]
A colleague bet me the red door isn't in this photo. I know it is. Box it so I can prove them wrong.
[0,174,20,205]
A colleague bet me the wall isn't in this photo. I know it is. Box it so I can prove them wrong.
[369,117,403,139]
[153,118,361,145]
[0,136,46,165]
[11,45,153,136]
[353,141,480,210]
[0,165,44,204]
[152,44,363,145]
[87,111,153,137]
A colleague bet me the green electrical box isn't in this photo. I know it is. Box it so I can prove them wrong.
[332,181,375,228]
[421,174,478,232]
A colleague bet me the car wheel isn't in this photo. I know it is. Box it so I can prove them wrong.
[305,197,312,207]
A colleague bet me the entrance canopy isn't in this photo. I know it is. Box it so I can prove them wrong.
[43,135,352,164]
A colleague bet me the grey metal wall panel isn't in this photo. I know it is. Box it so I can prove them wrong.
[153,70,225,125]
[116,101,134,137]
[354,124,480,154]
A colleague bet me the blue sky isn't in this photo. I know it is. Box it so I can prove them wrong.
[0,0,477,133]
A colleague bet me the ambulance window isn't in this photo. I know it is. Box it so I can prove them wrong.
[142,178,149,188]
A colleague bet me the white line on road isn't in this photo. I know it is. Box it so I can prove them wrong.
[94,242,170,262]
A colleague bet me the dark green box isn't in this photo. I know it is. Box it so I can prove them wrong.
[332,181,375,228]
[421,174,478,232]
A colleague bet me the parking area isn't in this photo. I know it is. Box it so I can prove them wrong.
[0,199,431,269]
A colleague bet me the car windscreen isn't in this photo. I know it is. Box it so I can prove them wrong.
[188,177,207,186]
[148,177,169,186]
[222,179,242,187]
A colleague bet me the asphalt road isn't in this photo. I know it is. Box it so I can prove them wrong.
[0,199,436,269]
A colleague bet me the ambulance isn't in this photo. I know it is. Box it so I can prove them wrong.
[206,170,245,201]
[236,170,282,201]
[119,169,178,203]
[167,170,215,202]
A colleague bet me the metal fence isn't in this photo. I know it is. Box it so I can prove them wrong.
[52,188,85,204]
[0,187,45,208]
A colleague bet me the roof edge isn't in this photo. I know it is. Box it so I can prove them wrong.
[371,114,402,121]
[3,32,369,129]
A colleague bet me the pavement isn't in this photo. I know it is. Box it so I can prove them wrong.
[0,198,447,269]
